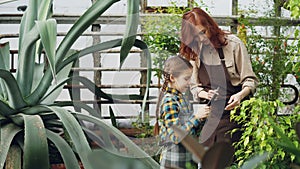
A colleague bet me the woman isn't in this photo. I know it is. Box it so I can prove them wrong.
[179,7,258,150]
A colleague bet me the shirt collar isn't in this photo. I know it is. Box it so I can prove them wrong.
[165,87,183,97]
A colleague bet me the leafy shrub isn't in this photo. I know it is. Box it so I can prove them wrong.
[231,98,300,168]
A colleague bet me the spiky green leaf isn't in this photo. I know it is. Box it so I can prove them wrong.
[37,0,52,21]
[23,115,49,169]
[35,0,53,65]
[120,0,139,68]
[41,75,113,105]
[0,42,10,100]
[274,140,300,157]
[82,127,106,147]
[46,129,80,169]
[56,0,120,64]
[44,106,92,169]
[0,123,22,169]
[36,19,57,82]
[27,2,121,105]
[0,42,10,71]
[133,40,152,115]
[16,25,40,96]
[29,39,151,108]
[5,145,22,169]
[0,0,17,4]
[22,106,52,116]
[31,62,45,93]
[59,39,123,70]
[0,100,15,116]
[109,106,117,127]
[53,101,99,118]
[60,39,152,114]
[18,0,38,53]
[73,112,159,168]
[0,69,27,109]
[40,62,72,104]
[16,0,41,96]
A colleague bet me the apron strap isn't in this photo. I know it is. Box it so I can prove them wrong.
[217,48,225,60]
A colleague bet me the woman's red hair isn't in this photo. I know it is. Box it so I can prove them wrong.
[179,7,228,61]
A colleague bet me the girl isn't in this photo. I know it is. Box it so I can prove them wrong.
[155,55,210,169]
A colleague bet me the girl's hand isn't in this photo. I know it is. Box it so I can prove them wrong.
[207,89,219,100]
[194,105,211,120]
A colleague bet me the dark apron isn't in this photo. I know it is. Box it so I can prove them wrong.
[198,48,243,148]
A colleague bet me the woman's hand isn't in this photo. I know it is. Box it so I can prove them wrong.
[225,87,251,110]
[224,93,243,110]
[198,89,219,100]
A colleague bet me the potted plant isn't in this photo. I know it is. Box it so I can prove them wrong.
[0,0,158,168]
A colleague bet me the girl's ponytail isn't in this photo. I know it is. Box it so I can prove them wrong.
[153,73,169,136]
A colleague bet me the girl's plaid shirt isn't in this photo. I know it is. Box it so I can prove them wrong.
[159,87,201,144]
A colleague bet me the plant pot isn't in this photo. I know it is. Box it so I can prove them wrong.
[118,128,142,137]
[51,162,84,169]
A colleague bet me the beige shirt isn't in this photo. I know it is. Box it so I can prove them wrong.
[190,34,259,101]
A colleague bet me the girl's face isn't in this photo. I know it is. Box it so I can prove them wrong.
[195,24,211,45]
[170,68,193,93]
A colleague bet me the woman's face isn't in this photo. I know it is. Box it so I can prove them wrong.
[195,24,211,45]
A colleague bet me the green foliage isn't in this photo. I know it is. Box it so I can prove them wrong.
[239,19,300,101]
[231,98,300,168]
[248,36,293,100]
[142,10,181,79]
[0,0,158,169]
[132,120,153,138]
[269,120,300,166]
[185,162,198,169]
[233,6,300,168]
[291,30,300,84]
[284,0,300,18]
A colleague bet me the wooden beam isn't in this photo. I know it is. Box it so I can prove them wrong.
[1,14,300,26]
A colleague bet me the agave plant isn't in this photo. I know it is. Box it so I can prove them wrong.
[0,0,157,169]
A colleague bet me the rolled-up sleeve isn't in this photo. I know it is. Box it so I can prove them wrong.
[234,39,259,94]
[190,60,204,101]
